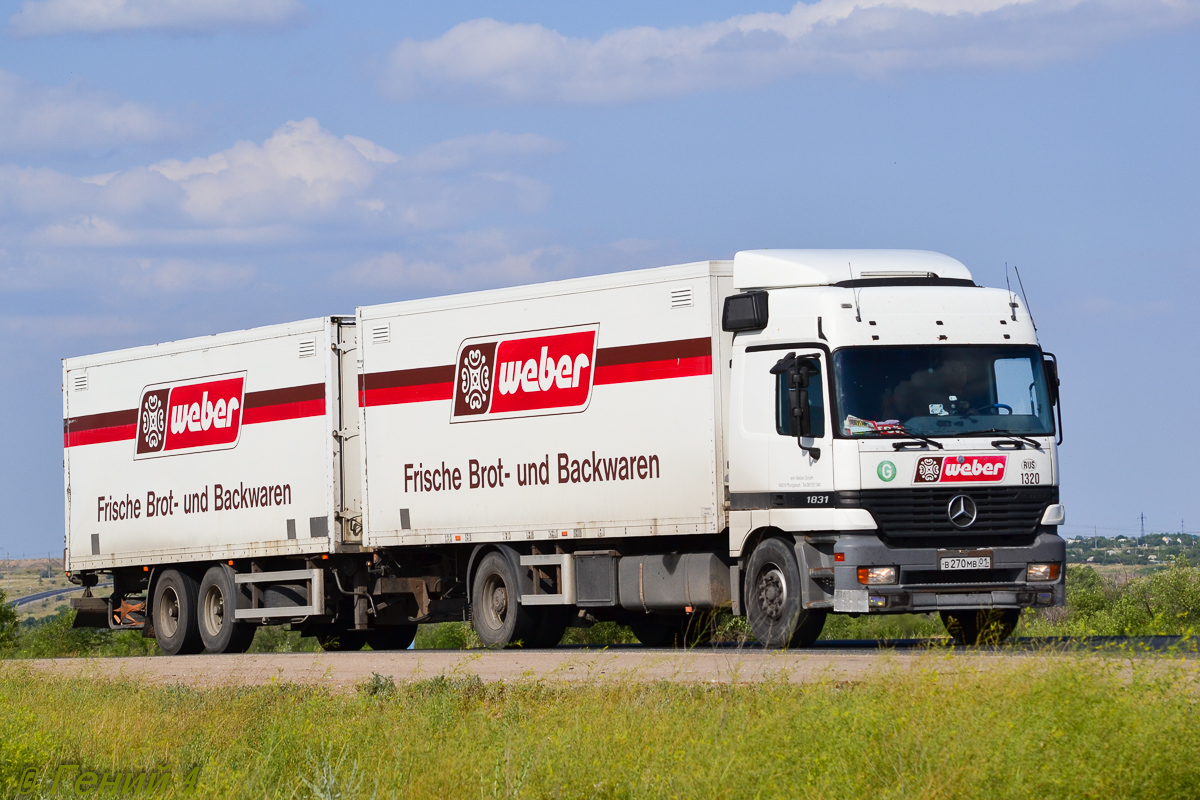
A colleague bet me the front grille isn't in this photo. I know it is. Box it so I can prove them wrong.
[903,568,1024,586]
[837,486,1058,540]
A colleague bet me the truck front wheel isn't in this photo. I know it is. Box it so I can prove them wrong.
[152,569,204,656]
[745,537,824,649]
[198,565,255,654]
[471,551,537,647]
[940,609,1020,645]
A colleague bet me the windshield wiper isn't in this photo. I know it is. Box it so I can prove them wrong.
[977,429,1042,450]
[891,426,944,450]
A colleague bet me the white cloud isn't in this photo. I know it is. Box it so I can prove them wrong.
[9,0,306,36]
[0,313,143,338]
[383,0,1200,103]
[335,235,575,293]
[0,118,558,292]
[0,70,179,153]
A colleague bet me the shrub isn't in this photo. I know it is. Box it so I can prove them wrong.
[0,588,18,650]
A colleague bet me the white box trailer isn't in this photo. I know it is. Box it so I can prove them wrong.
[63,250,1068,655]
[62,317,364,653]
[356,261,731,549]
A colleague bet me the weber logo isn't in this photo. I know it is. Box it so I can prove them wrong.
[914,454,1007,483]
[135,373,246,458]
[451,325,598,423]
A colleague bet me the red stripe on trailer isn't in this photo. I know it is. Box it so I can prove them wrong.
[594,337,711,368]
[64,424,137,448]
[361,382,454,407]
[64,382,328,448]
[242,398,326,424]
[358,365,456,408]
[594,354,712,385]
[359,336,714,407]
[242,383,326,424]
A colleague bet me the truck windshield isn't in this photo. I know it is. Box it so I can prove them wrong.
[832,345,1054,438]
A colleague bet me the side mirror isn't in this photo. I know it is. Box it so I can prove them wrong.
[771,352,821,461]
[1042,355,1059,407]
[722,291,769,332]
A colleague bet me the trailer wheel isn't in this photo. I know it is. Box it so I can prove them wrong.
[745,537,820,649]
[471,551,537,647]
[316,627,368,651]
[197,565,255,654]
[940,609,1020,645]
[365,625,417,650]
[152,569,204,656]
[527,607,573,648]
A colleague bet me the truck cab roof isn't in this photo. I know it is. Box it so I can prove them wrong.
[733,249,973,290]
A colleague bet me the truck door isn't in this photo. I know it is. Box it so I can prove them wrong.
[764,350,835,501]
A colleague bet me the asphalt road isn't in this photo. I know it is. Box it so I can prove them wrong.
[12,637,1193,688]
[8,583,112,607]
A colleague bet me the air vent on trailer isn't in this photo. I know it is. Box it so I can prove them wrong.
[371,324,390,344]
[670,287,694,309]
[72,372,88,392]
[298,338,317,358]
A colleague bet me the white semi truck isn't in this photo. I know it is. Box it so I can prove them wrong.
[63,250,1065,653]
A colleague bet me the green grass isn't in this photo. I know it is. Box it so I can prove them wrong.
[1,655,1198,799]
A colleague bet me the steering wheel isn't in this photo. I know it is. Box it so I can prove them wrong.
[968,403,1013,415]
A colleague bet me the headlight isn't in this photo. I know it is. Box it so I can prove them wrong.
[857,566,898,585]
[1026,563,1061,582]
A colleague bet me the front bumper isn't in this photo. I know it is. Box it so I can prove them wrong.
[808,530,1066,613]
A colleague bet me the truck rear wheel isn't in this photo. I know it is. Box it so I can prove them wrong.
[152,569,204,656]
[940,609,1020,645]
[471,551,537,647]
[365,625,418,650]
[198,565,254,654]
[745,537,822,649]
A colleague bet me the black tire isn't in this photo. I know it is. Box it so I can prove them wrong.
[197,565,255,654]
[528,607,573,648]
[789,609,827,647]
[745,537,822,649]
[471,551,538,647]
[940,609,1020,645]
[629,613,681,647]
[365,625,418,651]
[316,627,368,651]
[152,569,204,656]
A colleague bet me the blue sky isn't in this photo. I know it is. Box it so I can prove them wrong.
[2,0,1198,556]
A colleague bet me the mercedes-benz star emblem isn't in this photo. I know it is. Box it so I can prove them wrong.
[948,495,978,528]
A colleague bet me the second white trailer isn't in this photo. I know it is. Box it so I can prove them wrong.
[356,261,733,550]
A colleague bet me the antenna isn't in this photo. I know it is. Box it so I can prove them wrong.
[848,262,861,322]
[1005,263,1017,322]
[1013,265,1037,332]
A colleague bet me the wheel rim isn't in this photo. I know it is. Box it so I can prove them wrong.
[756,566,787,621]
[481,572,509,631]
[202,584,225,637]
[159,586,180,638]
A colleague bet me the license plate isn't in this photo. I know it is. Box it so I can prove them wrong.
[939,552,992,571]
